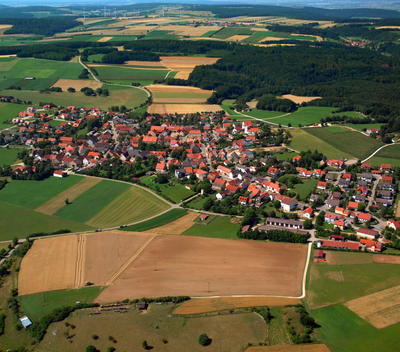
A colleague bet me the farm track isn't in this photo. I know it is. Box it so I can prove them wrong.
[74,234,86,288]
[105,234,157,285]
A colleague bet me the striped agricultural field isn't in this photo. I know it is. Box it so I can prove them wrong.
[85,186,170,228]
[35,177,101,215]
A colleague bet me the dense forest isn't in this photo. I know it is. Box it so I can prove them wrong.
[171,44,400,118]
[101,50,160,64]
[0,18,82,36]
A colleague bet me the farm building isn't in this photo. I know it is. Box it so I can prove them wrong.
[199,214,208,221]
[19,316,32,329]
[360,239,383,252]
[53,171,67,178]
[387,220,400,230]
[329,234,345,241]
[137,302,148,310]
[314,250,325,262]
[318,240,360,251]
[24,77,36,80]
[265,218,304,229]
[357,227,379,240]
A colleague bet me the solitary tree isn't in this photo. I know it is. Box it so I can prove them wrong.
[142,340,148,349]
[198,333,210,346]
[65,198,70,205]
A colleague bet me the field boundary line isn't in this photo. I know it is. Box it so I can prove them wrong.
[164,70,172,80]
[105,234,157,285]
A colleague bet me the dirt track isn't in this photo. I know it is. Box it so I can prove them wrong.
[174,296,302,314]
[95,235,308,302]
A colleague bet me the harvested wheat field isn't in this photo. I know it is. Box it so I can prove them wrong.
[0,25,12,36]
[282,94,321,104]
[18,236,78,296]
[148,104,224,115]
[161,25,220,36]
[143,211,198,235]
[377,26,400,29]
[83,231,151,286]
[51,79,102,91]
[35,177,101,215]
[174,297,302,315]
[146,85,213,94]
[345,285,400,329]
[0,54,16,58]
[259,37,287,42]
[161,56,220,80]
[226,35,251,41]
[95,235,307,303]
[247,101,258,108]
[97,36,113,42]
[247,345,331,352]
[153,98,208,103]
[373,255,400,264]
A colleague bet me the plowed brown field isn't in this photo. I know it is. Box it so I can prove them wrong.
[95,235,307,302]
[174,297,302,315]
[18,236,78,295]
[345,285,400,329]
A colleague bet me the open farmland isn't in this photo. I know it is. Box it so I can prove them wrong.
[367,143,400,167]
[0,148,21,166]
[0,103,30,127]
[96,236,307,302]
[307,252,400,309]
[305,127,383,160]
[0,176,83,209]
[0,85,148,110]
[174,297,302,315]
[142,211,198,235]
[85,185,170,228]
[282,94,321,104]
[148,104,225,115]
[147,84,213,103]
[18,236,78,295]
[36,304,265,352]
[373,255,400,264]
[247,345,331,352]
[289,129,353,160]
[160,56,220,80]
[51,79,102,91]
[345,285,400,329]
[160,25,222,37]
[182,216,240,239]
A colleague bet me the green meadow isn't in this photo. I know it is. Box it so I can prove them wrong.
[0,148,22,166]
[182,216,240,239]
[0,103,31,127]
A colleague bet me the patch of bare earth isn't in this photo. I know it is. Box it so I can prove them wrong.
[95,236,307,302]
[174,297,302,315]
[51,79,102,91]
[373,255,400,264]
[345,285,400,329]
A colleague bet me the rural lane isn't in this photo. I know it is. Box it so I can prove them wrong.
[78,56,151,98]
[361,142,399,163]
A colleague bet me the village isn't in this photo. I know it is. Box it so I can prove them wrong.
[2,103,400,258]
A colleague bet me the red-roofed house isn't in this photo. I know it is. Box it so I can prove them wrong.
[156,163,166,173]
[142,136,158,144]
[238,196,248,205]
[381,164,392,172]
[342,173,352,181]
[387,220,400,231]
[319,240,360,251]
[358,212,372,222]
[212,178,226,191]
[303,207,314,219]
[217,165,232,178]
[317,181,327,190]
[360,239,382,252]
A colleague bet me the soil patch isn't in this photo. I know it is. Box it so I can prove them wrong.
[282,94,321,104]
[95,236,307,302]
[247,101,258,108]
[247,345,331,352]
[373,255,400,264]
[174,297,302,315]
[160,56,220,80]
[345,285,400,329]
[143,211,198,235]
[51,79,102,91]
[148,104,224,114]
[18,236,78,296]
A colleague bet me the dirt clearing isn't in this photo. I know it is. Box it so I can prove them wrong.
[345,285,400,329]
[95,235,307,302]
[282,94,321,104]
[35,177,101,215]
[247,345,331,352]
[97,36,113,42]
[226,35,251,41]
[84,231,151,286]
[143,211,198,235]
[174,297,302,315]
[51,79,102,91]
[373,255,400,264]
[18,236,78,296]
[148,104,224,115]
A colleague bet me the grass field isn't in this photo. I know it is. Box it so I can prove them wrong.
[0,148,21,166]
[369,156,400,168]
[95,65,170,83]
[181,216,240,239]
[121,209,187,232]
[307,252,400,309]
[85,185,170,227]
[311,304,400,352]
[160,184,194,203]
[289,129,353,159]
[0,201,94,240]
[185,195,209,210]
[238,109,284,120]
[143,30,181,40]
[0,58,85,91]
[213,27,254,39]
[0,103,30,127]
[0,176,83,209]
[368,143,400,167]
[19,287,104,321]
[269,306,291,345]
[0,84,148,110]
[36,304,265,352]
[53,180,130,224]
[294,179,318,200]
[306,128,383,160]
[349,123,382,131]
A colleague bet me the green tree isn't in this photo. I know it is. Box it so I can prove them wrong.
[67,87,75,93]
[65,198,69,205]
[303,219,313,229]
[142,340,148,349]
[12,237,18,247]
[86,346,98,352]
[198,333,210,346]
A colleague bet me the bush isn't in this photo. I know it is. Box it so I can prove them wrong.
[198,333,210,346]
[86,346,98,352]
[0,314,5,335]
[107,347,116,352]
[92,334,99,340]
